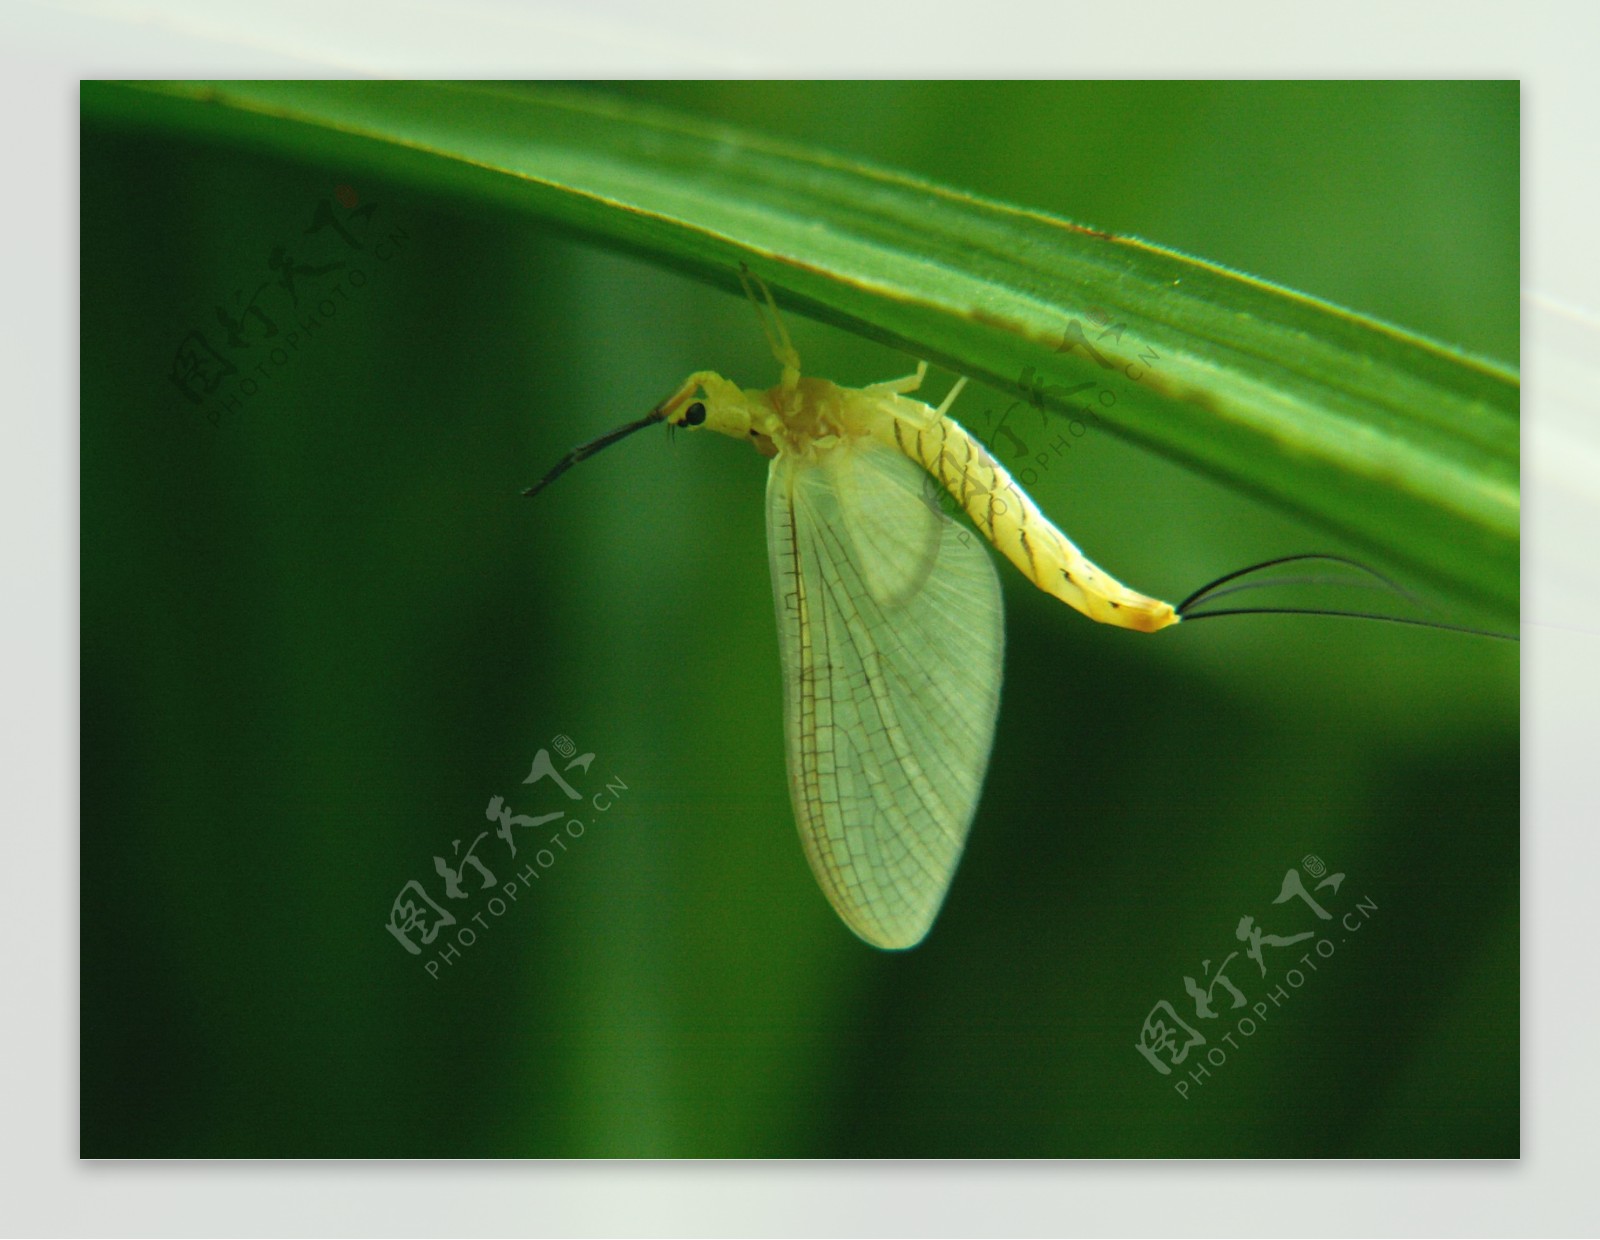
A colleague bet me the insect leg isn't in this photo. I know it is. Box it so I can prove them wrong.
[867,360,928,395]
[933,376,968,418]
[738,264,802,383]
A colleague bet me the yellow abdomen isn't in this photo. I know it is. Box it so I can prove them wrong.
[885,415,1179,633]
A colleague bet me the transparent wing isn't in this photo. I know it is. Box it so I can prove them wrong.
[766,438,1005,949]
[832,438,942,607]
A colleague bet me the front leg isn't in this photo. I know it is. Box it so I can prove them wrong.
[867,360,928,395]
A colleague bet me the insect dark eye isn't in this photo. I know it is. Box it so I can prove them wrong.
[683,401,707,427]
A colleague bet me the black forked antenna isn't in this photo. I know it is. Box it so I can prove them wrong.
[1177,553,1517,642]
[1176,554,1406,614]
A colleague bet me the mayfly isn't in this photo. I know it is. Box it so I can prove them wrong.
[524,268,1485,949]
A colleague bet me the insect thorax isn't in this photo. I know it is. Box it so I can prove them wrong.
[759,377,903,459]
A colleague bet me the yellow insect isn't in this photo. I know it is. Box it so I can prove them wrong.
[531,270,1506,947]
[527,269,1183,949]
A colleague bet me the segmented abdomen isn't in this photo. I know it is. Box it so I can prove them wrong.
[890,416,1178,633]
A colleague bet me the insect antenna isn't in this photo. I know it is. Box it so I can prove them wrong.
[1176,553,1516,641]
[523,410,665,498]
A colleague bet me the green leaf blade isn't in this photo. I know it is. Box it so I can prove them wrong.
[82,78,1518,620]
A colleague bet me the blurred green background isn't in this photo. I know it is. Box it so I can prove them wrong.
[81,81,1518,1157]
